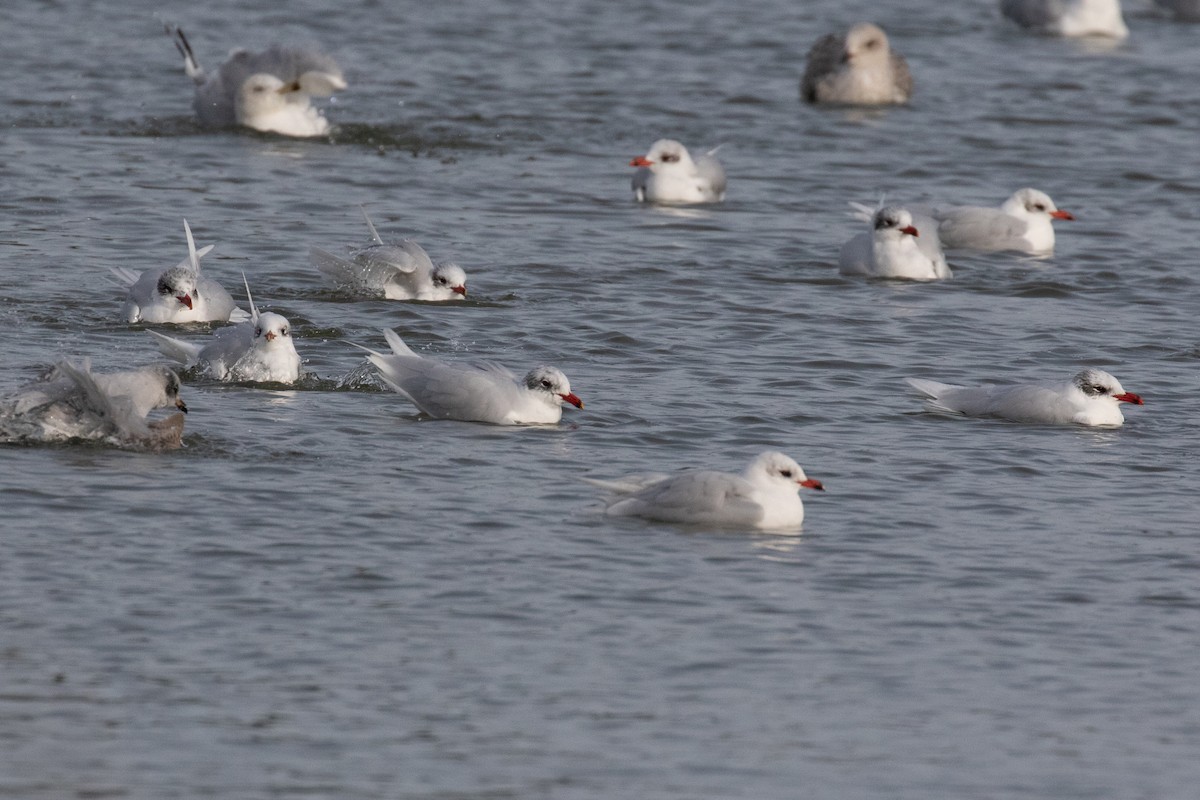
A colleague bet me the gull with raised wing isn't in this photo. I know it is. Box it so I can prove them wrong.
[355,329,582,425]
[839,206,950,281]
[906,368,1143,427]
[586,451,824,531]
[926,188,1074,254]
[630,139,726,204]
[148,276,301,384]
[167,25,347,137]
[0,359,188,450]
[801,23,913,105]
[311,209,468,301]
[999,0,1129,38]
[112,220,243,324]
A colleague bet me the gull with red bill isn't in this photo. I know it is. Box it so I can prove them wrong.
[839,205,951,281]
[354,329,583,426]
[147,275,301,384]
[585,451,825,531]
[111,220,243,324]
[630,139,726,204]
[167,25,347,137]
[311,208,469,302]
[921,188,1075,255]
[906,368,1144,427]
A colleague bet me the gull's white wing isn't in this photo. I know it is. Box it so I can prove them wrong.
[197,323,255,378]
[934,206,1029,250]
[147,330,204,365]
[801,32,843,101]
[838,232,874,275]
[57,360,153,440]
[369,354,524,423]
[241,45,345,95]
[313,241,430,298]
[606,471,764,526]
[697,150,727,200]
[355,240,435,276]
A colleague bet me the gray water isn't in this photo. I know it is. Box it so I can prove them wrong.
[2,1,1199,797]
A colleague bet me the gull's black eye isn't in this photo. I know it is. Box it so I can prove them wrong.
[780,469,794,478]
[866,39,879,49]
[661,152,679,163]
[255,327,263,337]
[540,379,552,389]
[157,278,171,295]
[1033,203,1046,212]
[282,327,288,336]
[436,276,446,285]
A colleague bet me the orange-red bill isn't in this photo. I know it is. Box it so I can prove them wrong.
[629,156,653,167]
[178,294,193,309]
[1050,210,1075,221]
[560,392,584,409]
[1114,391,1143,405]
[800,478,824,491]
[452,285,467,296]
[901,225,919,237]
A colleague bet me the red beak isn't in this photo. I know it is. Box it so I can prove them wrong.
[800,478,825,491]
[630,156,653,167]
[1113,391,1143,405]
[264,331,276,341]
[1050,210,1074,221]
[900,225,919,237]
[452,285,467,296]
[177,294,193,310]
[559,392,584,409]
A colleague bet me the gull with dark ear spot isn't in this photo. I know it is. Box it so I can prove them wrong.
[0,360,188,450]
[923,188,1074,254]
[111,220,244,324]
[906,368,1143,427]
[801,23,913,105]
[585,451,825,531]
[147,274,301,384]
[999,0,1128,38]
[311,208,469,301]
[839,205,950,281]
[630,139,726,204]
[352,329,582,426]
[166,24,347,137]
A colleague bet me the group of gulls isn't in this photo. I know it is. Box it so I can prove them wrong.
[2,2,1162,531]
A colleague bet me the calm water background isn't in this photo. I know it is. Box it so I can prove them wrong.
[2,1,1199,797]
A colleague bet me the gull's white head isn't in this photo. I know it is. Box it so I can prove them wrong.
[1072,368,1143,406]
[156,266,199,311]
[432,262,468,298]
[873,206,920,239]
[743,451,824,492]
[630,139,695,172]
[843,23,892,65]
[524,366,583,409]
[153,366,189,414]
[253,311,292,346]
[235,73,293,124]
[1004,188,1075,222]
